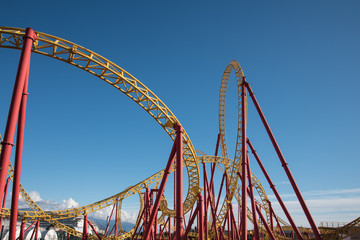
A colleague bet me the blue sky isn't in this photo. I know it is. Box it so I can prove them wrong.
[0,1,359,227]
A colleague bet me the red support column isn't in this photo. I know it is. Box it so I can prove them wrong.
[131,206,144,240]
[240,76,248,240]
[29,221,38,240]
[203,167,219,240]
[0,28,36,207]
[87,219,102,240]
[24,221,36,234]
[239,172,276,240]
[82,215,88,240]
[168,217,171,240]
[175,123,184,240]
[34,221,39,240]
[198,194,204,240]
[247,138,303,239]
[10,72,29,240]
[215,173,227,213]
[142,124,180,240]
[20,221,25,240]
[245,81,322,240]
[246,151,259,240]
[210,134,221,195]
[229,204,240,240]
[150,189,159,239]
[0,177,10,230]
[201,164,209,240]
[115,200,118,237]
[255,204,276,240]
[184,204,199,238]
[104,202,116,236]
[268,200,274,231]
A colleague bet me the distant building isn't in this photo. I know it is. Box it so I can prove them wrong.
[0,217,101,240]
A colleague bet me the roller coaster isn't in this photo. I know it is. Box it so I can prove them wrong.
[0,27,359,240]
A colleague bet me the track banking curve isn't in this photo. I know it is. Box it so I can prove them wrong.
[0,26,200,237]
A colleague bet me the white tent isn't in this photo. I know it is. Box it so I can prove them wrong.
[24,228,41,240]
[2,228,21,240]
[42,229,58,240]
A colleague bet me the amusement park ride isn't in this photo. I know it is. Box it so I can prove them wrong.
[0,27,359,240]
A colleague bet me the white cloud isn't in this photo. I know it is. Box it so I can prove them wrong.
[270,196,360,227]
[14,191,80,211]
[60,198,79,209]
[29,191,42,202]
[88,205,138,224]
[227,188,360,228]
[279,181,291,185]
[11,191,138,224]
[267,188,360,200]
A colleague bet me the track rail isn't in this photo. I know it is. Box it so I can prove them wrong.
[0,26,200,217]
[216,60,246,226]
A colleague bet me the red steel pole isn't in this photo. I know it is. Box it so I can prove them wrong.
[215,173,226,213]
[131,205,145,240]
[203,170,219,240]
[10,72,29,240]
[240,76,248,240]
[245,82,322,240]
[87,219,102,240]
[29,221,38,240]
[239,172,276,240]
[82,215,88,240]
[247,138,303,239]
[0,28,36,207]
[34,221,39,240]
[20,221,25,240]
[255,203,276,240]
[0,177,10,230]
[184,204,199,238]
[24,221,36,234]
[198,194,204,240]
[115,201,118,237]
[268,200,274,231]
[175,124,184,240]
[229,204,240,240]
[268,201,286,237]
[246,152,259,240]
[104,202,116,236]
[201,163,209,240]
[142,126,179,240]
[210,134,221,195]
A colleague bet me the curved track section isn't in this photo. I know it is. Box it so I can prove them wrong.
[0,26,200,217]
[216,60,246,225]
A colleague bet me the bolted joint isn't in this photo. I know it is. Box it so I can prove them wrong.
[24,28,37,42]
[1,141,14,146]
[174,122,183,133]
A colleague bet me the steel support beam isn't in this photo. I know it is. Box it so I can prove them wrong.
[0,28,36,210]
[245,81,322,240]
[240,76,248,240]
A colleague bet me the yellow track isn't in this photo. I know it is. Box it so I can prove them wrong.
[216,60,246,226]
[1,27,354,240]
[0,26,200,215]
[0,26,200,238]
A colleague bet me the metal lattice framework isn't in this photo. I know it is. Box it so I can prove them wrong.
[0,26,200,216]
[0,27,357,240]
[0,26,200,239]
[217,60,245,226]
